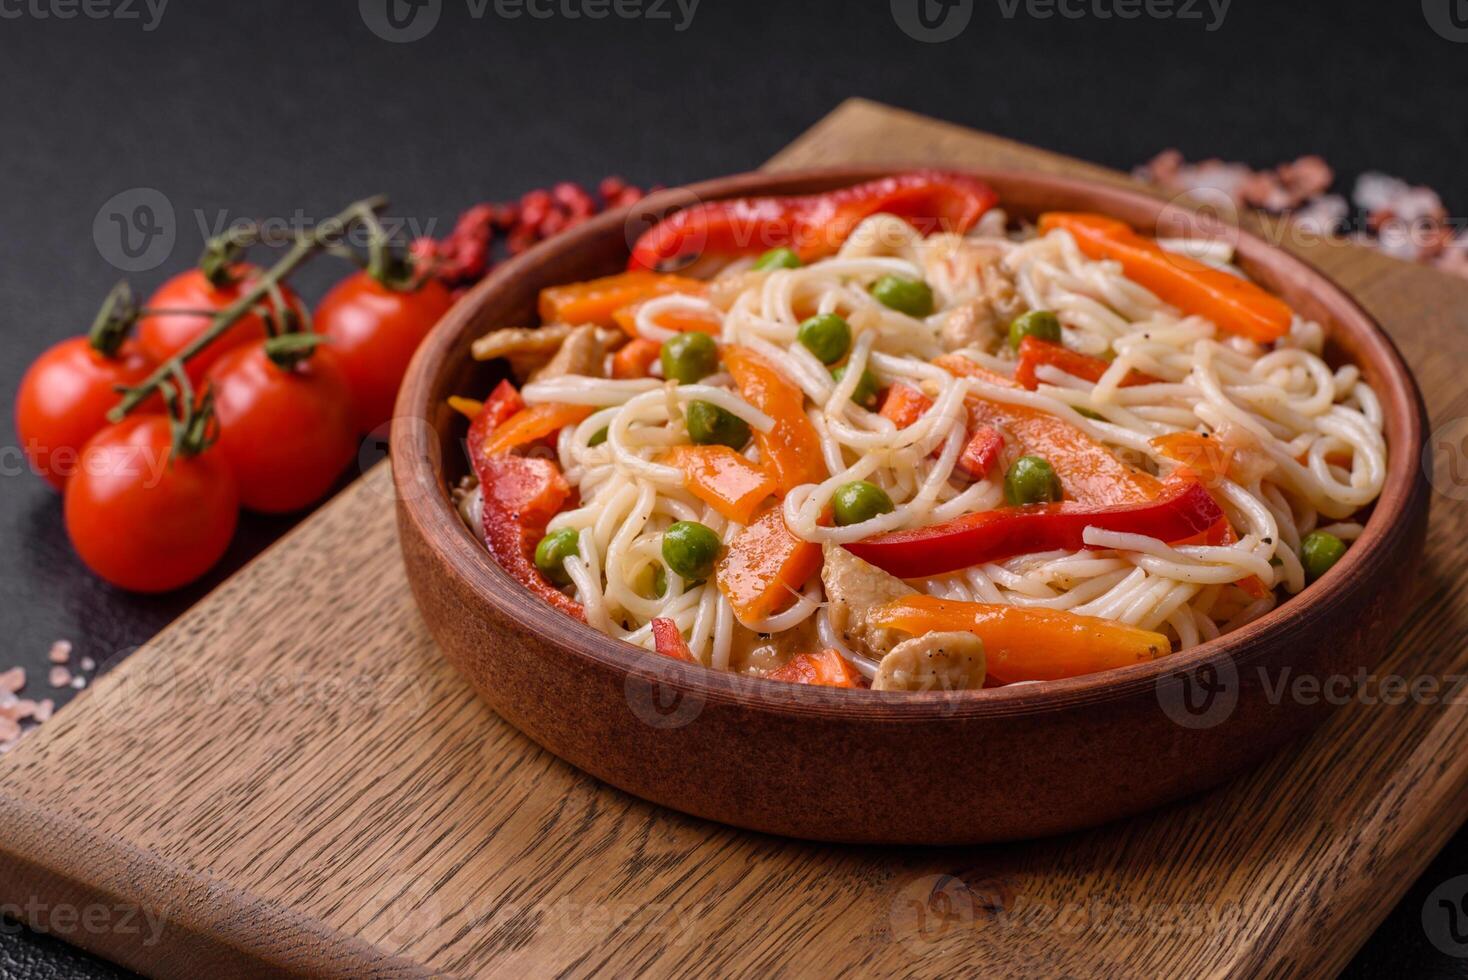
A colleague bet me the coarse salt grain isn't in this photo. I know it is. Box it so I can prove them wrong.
[70,675,86,690]
[48,640,72,664]
[32,699,53,723]
[49,667,71,688]
[79,656,96,672]
[0,700,35,722]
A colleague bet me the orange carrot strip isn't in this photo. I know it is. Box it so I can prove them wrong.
[611,338,663,379]
[662,445,778,525]
[724,345,827,493]
[448,395,484,419]
[1150,431,1235,488]
[766,649,865,688]
[612,294,719,339]
[538,271,705,327]
[936,353,1160,506]
[716,506,822,624]
[480,402,593,457]
[878,383,934,428]
[1014,336,1158,390]
[870,595,1170,683]
[1037,212,1292,343]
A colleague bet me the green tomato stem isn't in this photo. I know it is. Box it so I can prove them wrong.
[108,194,388,423]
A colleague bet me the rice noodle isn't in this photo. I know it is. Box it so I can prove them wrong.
[498,217,1386,672]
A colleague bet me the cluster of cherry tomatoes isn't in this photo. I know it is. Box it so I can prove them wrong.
[16,180,652,595]
[15,239,453,593]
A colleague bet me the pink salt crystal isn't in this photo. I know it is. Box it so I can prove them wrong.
[79,656,96,672]
[48,667,71,688]
[0,716,19,742]
[70,675,86,690]
[0,700,34,722]
[48,640,72,664]
[32,700,54,723]
[0,668,24,694]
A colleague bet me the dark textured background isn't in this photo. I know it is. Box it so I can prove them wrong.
[2,1,1466,976]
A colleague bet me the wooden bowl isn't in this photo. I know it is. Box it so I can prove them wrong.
[392,167,1429,844]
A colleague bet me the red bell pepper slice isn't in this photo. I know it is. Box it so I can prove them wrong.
[468,386,584,620]
[651,617,696,662]
[474,454,585,620]
[628,171,999,271]
[465,380,526,451]
[954,425,1005,480]
[844,478,1224,578]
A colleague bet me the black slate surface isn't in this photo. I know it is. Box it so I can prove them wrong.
[1,1,1466,976]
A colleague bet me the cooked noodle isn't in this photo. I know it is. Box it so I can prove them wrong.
[474,212,1386,680]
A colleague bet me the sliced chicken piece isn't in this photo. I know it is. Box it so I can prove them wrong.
[936,244,1024,352]
[471,323,623,381]
[821,545,914,659]
[872,631,986,692]
[530,324,607,381]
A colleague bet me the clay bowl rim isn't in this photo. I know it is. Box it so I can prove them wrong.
[393,165,1426,721]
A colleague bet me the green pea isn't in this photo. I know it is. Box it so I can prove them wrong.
[1004,455,1063,506]
[660,331,719,384]
[662,521,721,581]
[588,426,609,447]
[1008,310,1062,349]
[753,247,801,271]
[831,364,880,409]
[533,528,580,586]
[686,400,751,450]
[796,313,853,365]
[1300,531,1347,583]
[832,480,896,526]
[636,563,668,599]
[870,275,934,317]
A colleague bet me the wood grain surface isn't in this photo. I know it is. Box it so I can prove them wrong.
[2,98,1467,979]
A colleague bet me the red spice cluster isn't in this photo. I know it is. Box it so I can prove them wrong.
[414,177,658,291]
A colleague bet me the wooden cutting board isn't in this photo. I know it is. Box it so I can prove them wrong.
[4,98,1468,979]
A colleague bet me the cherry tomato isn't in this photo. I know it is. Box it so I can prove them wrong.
[137,266,305,383]
[15,337,158,490]
[314,271,455,433]
[207,340,359,514]
[64,415,239,593]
